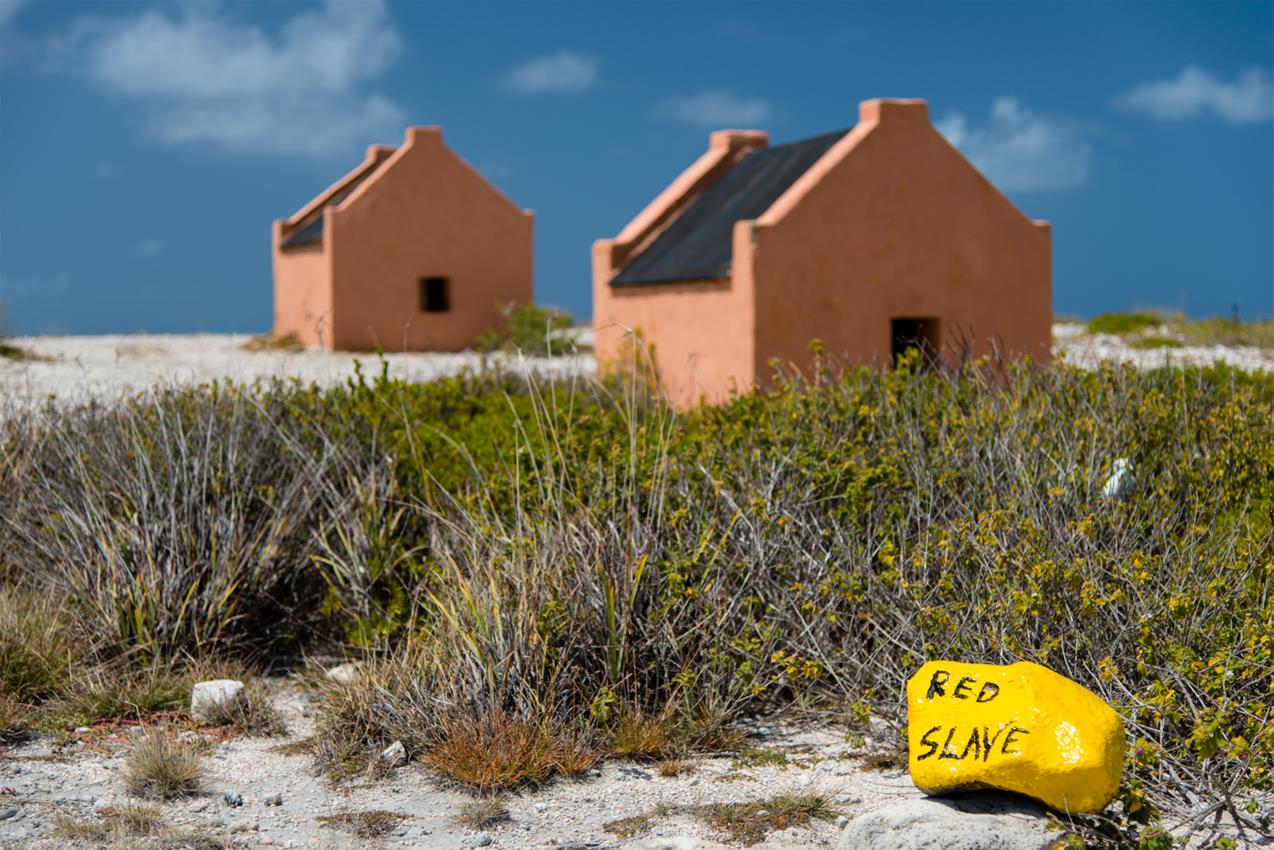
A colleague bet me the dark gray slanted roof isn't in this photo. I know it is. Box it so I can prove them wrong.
[611,129,848,286]
[281,159,387,249]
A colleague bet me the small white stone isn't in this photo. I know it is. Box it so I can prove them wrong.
[190,679,246,723]
[381,740,407,766]
[324,663,360,686]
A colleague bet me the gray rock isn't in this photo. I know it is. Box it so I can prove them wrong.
[0,807,16,821]
[191,679,246,722]
[837,793,1068,850]
[475,833,493,847]
[325,663,361,686]
[381,740,407,766]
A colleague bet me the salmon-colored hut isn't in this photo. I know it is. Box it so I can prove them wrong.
[593,98,1052,407]
[273,127,533,351]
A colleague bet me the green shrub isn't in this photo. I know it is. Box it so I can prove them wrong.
[478,302,577,356]
[1129,335,1182,350]
[1085,310,1274,350]
[1086,312,1163,336]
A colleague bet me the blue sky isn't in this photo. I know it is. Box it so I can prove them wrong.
[1,0,1271,335]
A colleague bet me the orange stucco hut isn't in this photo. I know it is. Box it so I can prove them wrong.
[593,98,1052,407]
[273,127,533,351]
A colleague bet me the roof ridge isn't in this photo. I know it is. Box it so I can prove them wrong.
[611,128,849,286]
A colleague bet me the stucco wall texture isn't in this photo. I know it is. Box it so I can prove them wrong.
[273,127,533,352]
[593,99,1052,408]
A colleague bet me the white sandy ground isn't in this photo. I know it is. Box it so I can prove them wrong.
[0,332,597,411]
[3,683,1265,850]
[0,680,920,849]
[1051,322,1274,372]
[1,323,1269,412]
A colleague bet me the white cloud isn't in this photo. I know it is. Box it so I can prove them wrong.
[937,98,1089,192]
[0,0,30,28]
[129,239,163,258]
[655,91,771,128]
[1115,66,1274,123]
[57,0,406,157]
[504,51,597,94]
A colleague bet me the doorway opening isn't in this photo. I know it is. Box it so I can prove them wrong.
[891,317,941,367]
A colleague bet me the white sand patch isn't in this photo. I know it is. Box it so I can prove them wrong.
[0,333,595,410]
[0,681,917,849]
[2,324,1267,413]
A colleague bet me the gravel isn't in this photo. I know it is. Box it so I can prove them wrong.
[0,682,918,849]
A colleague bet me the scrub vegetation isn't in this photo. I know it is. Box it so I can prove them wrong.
[477,301,579,356]
[1,355,1271,848]
[1086,310,1274,350]
[603,794,837,845]
[0,303,45,362]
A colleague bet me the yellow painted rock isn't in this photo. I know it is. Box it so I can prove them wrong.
[907,660,1124,813]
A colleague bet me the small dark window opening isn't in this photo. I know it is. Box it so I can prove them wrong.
[420,277,450,312]
[891,317,941,367]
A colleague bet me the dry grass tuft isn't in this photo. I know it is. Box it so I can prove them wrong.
[453,795,511,829]
[316,809,407,838]
[124,730,205,800]
[0,588,77,704]
[240,332,303,352]
[678,714,748,753]
[549,727,600,777]
[697,793,836,845]
[42,662,191,732]
[0,590,195,738]
[605,709,675,761]
[603,808,662,839]
[310,671,393,780]
[269,736,314,756]
[655,758,693,777]
[853,747,907,772]
[605,795,834,845]
[0,691,28,740]
[98,802,164,834]
[425,710,593,791]
[52,802,163,841]
[732,746,789,769]
[193,681,287,737]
